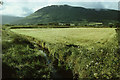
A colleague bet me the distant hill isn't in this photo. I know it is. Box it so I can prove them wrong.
[2,15,23,24]
[14,5,120,24]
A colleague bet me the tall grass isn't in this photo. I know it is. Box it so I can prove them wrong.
[2,29,50,78]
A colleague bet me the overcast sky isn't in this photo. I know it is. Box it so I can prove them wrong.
[0,0,120,17]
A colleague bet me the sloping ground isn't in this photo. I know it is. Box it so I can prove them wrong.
[2,15,23,24]
[11,28,120,79]
[2,29,50,78]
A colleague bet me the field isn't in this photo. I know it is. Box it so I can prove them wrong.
[11,28,117,47]
[3,27,120,79]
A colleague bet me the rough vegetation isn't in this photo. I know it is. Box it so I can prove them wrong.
[2,28,50,79]
[10,27,120,79]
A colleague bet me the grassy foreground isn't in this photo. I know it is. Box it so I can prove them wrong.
[10,28,120,79]
[2,28,51,78]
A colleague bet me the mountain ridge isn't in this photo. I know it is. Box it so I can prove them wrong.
[12,5,120,25]
[2,15,24,24]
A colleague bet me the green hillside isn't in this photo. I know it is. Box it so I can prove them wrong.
[2,15,23,24]
[15,5,120,24]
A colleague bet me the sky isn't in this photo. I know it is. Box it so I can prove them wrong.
[0,0,120,17]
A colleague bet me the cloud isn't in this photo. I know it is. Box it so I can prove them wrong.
[80,2,118,10]
[3,0,120,2]
[91,2,104,9]
[21,7,33,16]
[73,2,105,9]
[0,1,36,16]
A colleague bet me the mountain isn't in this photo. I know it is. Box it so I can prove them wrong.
[14,5,120,24]
[2,15,23,24]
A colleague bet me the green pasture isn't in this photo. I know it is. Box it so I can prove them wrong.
[11,28,117,47]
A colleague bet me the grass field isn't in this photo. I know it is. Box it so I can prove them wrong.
[11,28,117,47]
[6,27,120,79]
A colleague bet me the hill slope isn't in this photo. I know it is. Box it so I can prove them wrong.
[2,15,23,24]
[15,5,120,24]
